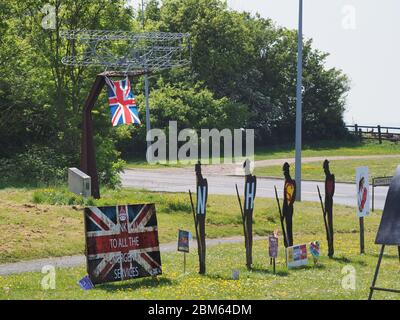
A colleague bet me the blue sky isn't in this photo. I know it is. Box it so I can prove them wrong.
[129,0,400,126]
[227,0,400,126]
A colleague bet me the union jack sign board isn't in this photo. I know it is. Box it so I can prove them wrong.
[84,204,162,284]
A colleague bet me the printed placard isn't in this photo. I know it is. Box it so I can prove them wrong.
[268,236,278,258]
[177,229,190,253]
[309,241,320,264]
[84,204,162,285]
[286,244,308,269]
[356,167,370,217]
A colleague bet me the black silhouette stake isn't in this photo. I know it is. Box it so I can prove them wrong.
[369,166,400,299]
[282,162,296,247]
[195,161,208,274]
[323,159,335,257]
[235,159,256,270]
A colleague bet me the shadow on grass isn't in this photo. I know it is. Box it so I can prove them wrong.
[96,277,175,292]
[250,267,289,277]
[369,251,400,261]
[203,273,235,281]
[331,256,352,264]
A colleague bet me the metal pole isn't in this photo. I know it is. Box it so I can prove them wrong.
[141,0,145,28]
[368,245,385,300]
[141,0,151,149]
[145,74,151,148]
[295,0,303,201]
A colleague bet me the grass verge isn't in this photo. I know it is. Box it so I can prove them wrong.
[124,140,400,168]
[254,157,400,183]
[0,187,383,264]
[1,235,399,299]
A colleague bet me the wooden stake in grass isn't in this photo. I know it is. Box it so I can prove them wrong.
[359,217,365,254]
[235,183,249,269]
[189,190,202,273]
[274,186,288,248]
[317,185,331,256]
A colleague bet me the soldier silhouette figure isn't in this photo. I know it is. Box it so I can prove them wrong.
[243,159,256,269]
[195,161,208,274]
[282,162,296,247]
[323,160,335,258]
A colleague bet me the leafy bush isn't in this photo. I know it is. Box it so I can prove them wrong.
[164,197,192,213]
[32,188,95,206]
[0,146,69,187]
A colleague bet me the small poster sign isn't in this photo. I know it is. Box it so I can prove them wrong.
[177,230,190,253]
[268,236,278,258]
[309,241,320,265]
[356,166,370,217]
[77,275,94,290]
[286,244,308,269]
[84,204,162,285]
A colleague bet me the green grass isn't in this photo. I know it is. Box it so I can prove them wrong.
[1,186,399,299]
[124,140,400,168]
[254,157,400,183]
[0,186,383,264]
[254,140,400,161]
[1,237,399,300]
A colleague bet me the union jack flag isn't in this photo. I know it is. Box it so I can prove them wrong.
[105,77,141,127]
[84,204,162,284]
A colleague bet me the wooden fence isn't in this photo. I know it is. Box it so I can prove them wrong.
[346,124,400,144]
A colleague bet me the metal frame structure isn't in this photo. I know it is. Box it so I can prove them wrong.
[368,245,400,299]
[61,29,191,198]
[61,29,191,72]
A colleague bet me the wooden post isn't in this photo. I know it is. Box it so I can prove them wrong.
[273,258,276,274]
[360,217,365,254]
[81,75,105,199]
[183,252,186,274]
[377,125,382,144]
[372,183,375,212]
[354,124,358,139]
[398,246,400,264]
[81,71,147,199]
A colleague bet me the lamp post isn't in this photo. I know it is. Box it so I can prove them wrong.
[295,0,303,201]
[141,0,151,148]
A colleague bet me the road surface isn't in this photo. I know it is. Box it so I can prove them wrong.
[121,167,389,210]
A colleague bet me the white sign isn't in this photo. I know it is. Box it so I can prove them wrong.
[286,244,308,269]
[356,167,370,217]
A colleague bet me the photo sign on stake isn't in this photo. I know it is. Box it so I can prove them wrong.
[356,166,370,218]
[286,244,308,269]
[269,236,278,258]
[84,204,162,285]
[177,230,190,253]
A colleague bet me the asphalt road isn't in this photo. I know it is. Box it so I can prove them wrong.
[121,168,389,210]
